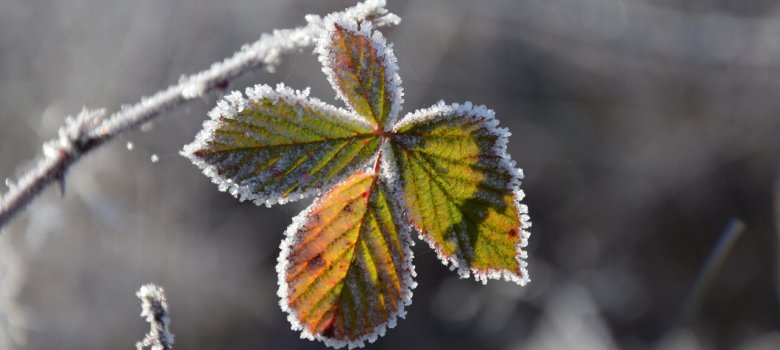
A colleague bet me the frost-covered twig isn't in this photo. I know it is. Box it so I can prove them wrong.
[135,284,173,350]
[0,0,400,231]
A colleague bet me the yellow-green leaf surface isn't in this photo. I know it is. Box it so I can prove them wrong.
[278,170,415,348]
[391,102,530,285]
[183,13,532,349]
[318,18,402,129]
[181,85,381,206]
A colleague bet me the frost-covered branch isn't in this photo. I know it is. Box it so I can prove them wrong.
[0,0,400,231]
[135,284,173,350]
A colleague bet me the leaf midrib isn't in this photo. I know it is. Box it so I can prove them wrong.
[206,133,378,153]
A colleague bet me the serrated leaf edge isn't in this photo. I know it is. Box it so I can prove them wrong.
[316,14,404,131]
[276,162,417,349]
[180,83,376,207]
[393,101,532,285]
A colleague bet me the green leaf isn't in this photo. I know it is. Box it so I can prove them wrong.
[390,102,530,285]
[181,84,381,206]
[183,14,532,349]
[318,18,402,129]
[277,170,415,348]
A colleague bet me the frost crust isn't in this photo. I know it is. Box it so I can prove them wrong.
[316,14,404,130]
[394,101,532,286]
[181,83,375,208]
[275,169,416,349]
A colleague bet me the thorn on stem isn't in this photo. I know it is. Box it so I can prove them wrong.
[215,79,229,91]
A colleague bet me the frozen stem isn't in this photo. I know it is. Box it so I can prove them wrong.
[0,0,400,231]
[135,284,173,350]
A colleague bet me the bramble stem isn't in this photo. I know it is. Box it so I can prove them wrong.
[135,284,174,350]
[0,0,400,231]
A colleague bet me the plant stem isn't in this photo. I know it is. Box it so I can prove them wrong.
[135,284,174,350]
[0,0,400,231]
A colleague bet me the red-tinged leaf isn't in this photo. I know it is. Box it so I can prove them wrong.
[277,170,415,349]
[318,17,402,129]
[391,102,531,285]
[184,11,532,348]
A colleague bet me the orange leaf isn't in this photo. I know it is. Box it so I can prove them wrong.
[277,170,415,348]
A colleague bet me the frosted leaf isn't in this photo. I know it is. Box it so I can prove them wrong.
[277,171,415,349]
[181,83,380,207]
[390,102,531,285]
[317,15,403,129]
[182,4,532,347]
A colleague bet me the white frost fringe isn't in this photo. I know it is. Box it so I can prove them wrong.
[180,83,374,208]
[0,0,400,230]
[135,284,174,350]
[275,164,416,349]
[316,12,404,130]
[394,101,532,286]
[187,1,530,347]
[181,5,408,209]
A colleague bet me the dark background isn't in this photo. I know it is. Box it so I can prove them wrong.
[1,0,779,349]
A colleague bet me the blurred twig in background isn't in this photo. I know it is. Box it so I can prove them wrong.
[0,0,400,231]
[1,0,779,349]
[677,218,745,326]
[135,284,173,350]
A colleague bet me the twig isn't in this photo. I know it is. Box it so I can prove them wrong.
[0,0,400,231]
[135,284,173,350]
[675,218,745,327]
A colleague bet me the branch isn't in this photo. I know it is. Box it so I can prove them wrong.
[135,284,173,350]
[0,0,400,231]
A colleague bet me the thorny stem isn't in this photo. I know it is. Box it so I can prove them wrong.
[0,0,400,231]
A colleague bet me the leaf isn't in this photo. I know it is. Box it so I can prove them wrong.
[318,17,402,129]
[183,13,532,349]
[390,101,531,285]
[277,170,415,348]
[181,84,381,206]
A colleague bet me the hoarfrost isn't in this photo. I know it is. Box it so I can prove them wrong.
[1,108,105,225]
[181,80,206,99]
[135,284,174,350]
[394,101,531,286]
[276,174,416,349]
[179,1,532,348]
[0,0,401,231]
[181,83,377,208]
[317,13,404,130]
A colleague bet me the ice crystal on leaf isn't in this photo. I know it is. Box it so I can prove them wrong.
[182,13,531,349]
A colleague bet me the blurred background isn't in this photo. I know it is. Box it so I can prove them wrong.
[1,0,779,349]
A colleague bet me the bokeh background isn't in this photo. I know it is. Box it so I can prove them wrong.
[1,0,779,349]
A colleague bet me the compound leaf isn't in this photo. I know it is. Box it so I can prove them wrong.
[181,84,381,206]
[318,17,402,129]
[391,102,531,285]
[183,11,532,349]
[278,170,415,348]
